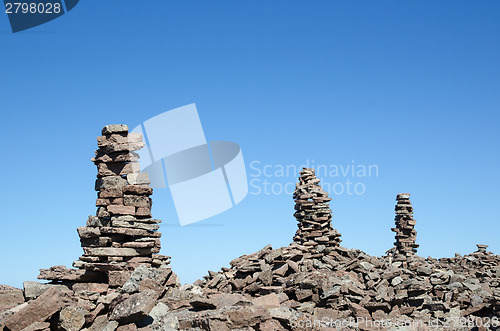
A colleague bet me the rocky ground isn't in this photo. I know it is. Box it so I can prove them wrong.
[0,244,499,331]
[0,127,498,330]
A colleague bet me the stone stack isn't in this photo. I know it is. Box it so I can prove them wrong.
[39,124,171,285]
[292,168,341,249]
[391,193,419,257]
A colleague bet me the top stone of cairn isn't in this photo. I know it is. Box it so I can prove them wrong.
[102,124,129,135]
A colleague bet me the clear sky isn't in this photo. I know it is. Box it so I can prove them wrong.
[0,0,499,288]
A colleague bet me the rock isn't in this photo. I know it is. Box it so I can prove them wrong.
[102,124,128,135]
[4,287,74,331]
[88,315,119,331]
[252,293,280,308]
[123,185,153,196]
[122,265,171,294]
[83,247,151,257]
[107,205,136,216]
[18,321,50,331]
[127,173,151,185]
[116,324,137,331]
[190,298,217,310]
[226,306,270,328]
[38,266,103,282]
[349,302,371,320]
[259,319,287,331]
[58,306,87,331]
[138,302,178,330]
[109,290,157,324]
[0,286,24,311]
[95,176,127,191]
[109,271,132,287]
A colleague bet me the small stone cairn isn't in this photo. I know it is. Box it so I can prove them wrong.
[292,168,341,249]
[38,124,171,286]
[391,193,419,258]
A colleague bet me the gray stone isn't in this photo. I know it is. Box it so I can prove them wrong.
[138,302,177,330]
[126,173,150,185]
[23,282,70,301]
[111,220,159,231]
[0,287,24,311]
[88,315,119,331]
[109,290,157,324]
[95,176,127,191]
[58,306,87,331]
[122,265,170,294]
[83,247,151,257]
[18,321,50,331]
[102,125,128,135]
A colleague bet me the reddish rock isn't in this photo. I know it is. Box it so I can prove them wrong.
[38,266,103,282]
[109,271,132,287]
[109,290,157,324]
[4,288,75,331]
[107,205,136,215]
[123,185,153,196]
[0,286,24,311]
[116,324,138,331]
[252,293,280,308]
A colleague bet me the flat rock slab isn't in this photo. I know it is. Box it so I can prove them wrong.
[0,286,24,311]
[4,287,75,331]
[38,265,103,282]
[102,124,128,135]
[83,247,152,257]
[109,290,157,324]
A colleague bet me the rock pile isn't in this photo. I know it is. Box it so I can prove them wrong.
[391,193,419,258]
[1,143,499,331]
[292,168,342,249]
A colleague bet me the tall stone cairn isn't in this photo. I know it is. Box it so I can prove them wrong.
[391,193,419,257]
[292,168,341,248]
[39,124,171,285]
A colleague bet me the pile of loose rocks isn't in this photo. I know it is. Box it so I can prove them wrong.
[391,193,419,258]
[293,168,342,249]
[1,141,498,331]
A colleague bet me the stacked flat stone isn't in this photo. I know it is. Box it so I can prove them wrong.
[391,193,419,257]
[292,168,341,249]
[38,125,170,284]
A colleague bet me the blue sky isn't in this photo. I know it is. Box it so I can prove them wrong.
[0,0,499,288]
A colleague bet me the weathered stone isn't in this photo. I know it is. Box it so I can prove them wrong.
[83,247,151,257]
[17,321,50,331]
[127,173,150,185]
[124,195,151,208]
[122,265,171,294]
[116,324,137,331]
[38,266,103,282]
[252,293,280,308]
[109,290,157,324]
[111,220,159,231]
[97,162,140,177]
[107,205,136,215]
[102,124,128,135]
[95,176,127,191]
[77,226,101,239]
[100,227,161,237]
[123,185,153,196]
[4,288,74,331]
[88,315,119,331]
[0,287,24,311]
[58,306,87,331]
[23,282,71,301]
[108,271,132,287]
